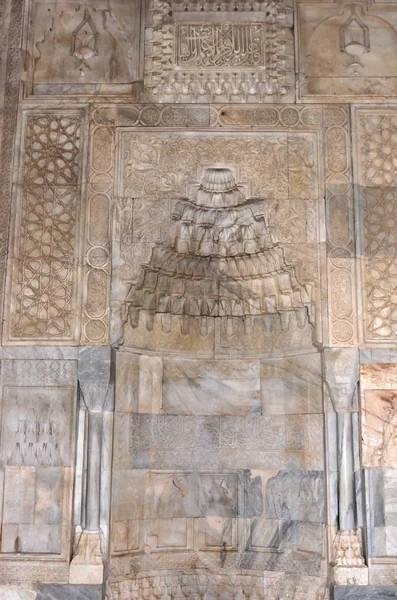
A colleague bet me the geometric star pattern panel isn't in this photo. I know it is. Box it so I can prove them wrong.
[4,114,84,343]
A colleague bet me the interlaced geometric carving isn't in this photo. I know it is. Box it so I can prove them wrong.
[359,114,397,186]
[11,115,81,339]
[24,116,81,186]
[363,187,397,339]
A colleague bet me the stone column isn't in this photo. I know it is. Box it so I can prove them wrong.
[69,347,114,585]
[324,348,368,586]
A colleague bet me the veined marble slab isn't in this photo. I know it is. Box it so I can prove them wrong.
[36,585,102,600]
[333,586,397,599]
[163,358,261,416]
[0,589,37,600]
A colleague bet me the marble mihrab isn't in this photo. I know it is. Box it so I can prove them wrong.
[2,0,397,598]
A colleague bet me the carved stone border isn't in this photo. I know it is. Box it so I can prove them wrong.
[0,0,24,341]
[81,107,115,345]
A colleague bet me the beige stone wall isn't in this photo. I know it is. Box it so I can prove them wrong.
[1,1,397,598]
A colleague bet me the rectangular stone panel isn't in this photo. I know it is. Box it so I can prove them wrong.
[265,471,325,523]
[360,364,397,469]
[4,110,86,344]
[247,517,280,551]
[198,517,237,550]
[28,0,143,96]
[0,358,77,559]
[1,466,64,554]
[144,0,294,103]
[163,358,260,416]
[261,353,322,415]
[124,414,324,471]
[175,24,265,68]
[357,186,397,342]
[0,387,75,467]
[297,1,397,102]
[2,467,36,526]
[334,588,397,600]
[142,518,194,552]
[353,107,397,343]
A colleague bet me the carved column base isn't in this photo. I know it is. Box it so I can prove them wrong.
[333,529,368,586]
[69,530,104,585]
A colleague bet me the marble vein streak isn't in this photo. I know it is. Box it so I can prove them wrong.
[36,585,102,600]
[333,586,397,599]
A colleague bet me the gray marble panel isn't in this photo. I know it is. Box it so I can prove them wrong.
[360,348,397,364]
[78,346,113,411]
[36,585,102,600]
[265,471,325,523]
[327,412,338,472]
[0,589,37,600]
[333,586,397,599]
[112,469,264,520]
[261,353,322,415]
[355,469,364,528]
[0,347,78,359]
[366,468,397,557]
[248,517,280,550]
[385,470,397,526]
[163,358,261,416]
[279,520,324,555]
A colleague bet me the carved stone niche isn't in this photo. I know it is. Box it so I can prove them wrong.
[27,0,143,96]
[144,0,295,103]
[117,129,322,357]
[297,0,397,102]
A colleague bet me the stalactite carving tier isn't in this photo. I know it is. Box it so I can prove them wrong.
[125,167,315,338]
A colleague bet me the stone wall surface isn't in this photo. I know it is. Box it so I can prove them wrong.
[1,1,397,599]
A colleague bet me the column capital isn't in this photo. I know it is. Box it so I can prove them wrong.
[324,348,359,413]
